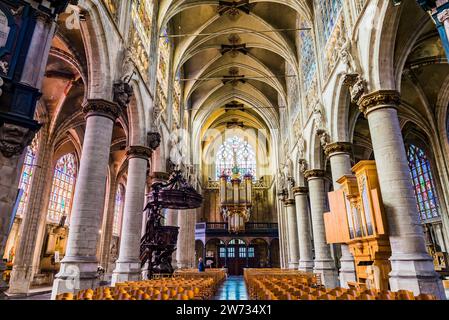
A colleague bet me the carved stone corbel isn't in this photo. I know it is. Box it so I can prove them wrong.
[0,122,38,158]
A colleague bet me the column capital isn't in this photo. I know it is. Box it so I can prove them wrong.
[126,146,152,160]
[358,90,401,116]
[82,99,123,121]
[292,186,309,195]
[284,199,295,206]
[304,169,327,180]
[324,142,352,157]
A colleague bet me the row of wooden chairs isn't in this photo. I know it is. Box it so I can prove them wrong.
[56,275,222,300]
[244,270,437,300]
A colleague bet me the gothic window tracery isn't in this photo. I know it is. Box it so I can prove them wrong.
[407,144,441,221]
[216,136,256,179]
[129,0,153,82]
[47,153,77,223]
[158,26,171,96]
[16,140,38,217]
[113,184,125,236]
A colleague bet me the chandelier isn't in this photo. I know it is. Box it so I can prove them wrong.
[219,166,253,233]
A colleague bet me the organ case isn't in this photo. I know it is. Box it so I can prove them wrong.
[324,161,391,290]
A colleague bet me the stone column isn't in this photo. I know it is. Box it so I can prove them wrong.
[99,171,118,273]
[284,199,300,269]
[305,170,339,288]
[277,194,287,268]
[7,131,51,295]
[51,100,123,299]
[111,146,151,285]
[325,142,357,288]
[359,90,445,299]
[177,209,197,269]
[0,140,28,296]
[293,187,314,272]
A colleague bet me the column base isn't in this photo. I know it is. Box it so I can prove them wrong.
[51,258,99,300]
[177,261,191,269]
[111,260,142,286]
[7,265,34,295]
[288,261,299,269]
[298,260,314,273]
[389,255,446,299]
[313,260,339,288]
[339,260,357,289]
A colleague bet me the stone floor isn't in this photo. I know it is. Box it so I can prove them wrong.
[213,276,249,300]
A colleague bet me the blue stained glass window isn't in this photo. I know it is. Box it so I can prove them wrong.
[16,142,38,216]
[407,144,440,221]
[47,154,77,223]
[113,184,125,236]
[299,22,317,92]
[316,0,343,45]
[216,136,256,179]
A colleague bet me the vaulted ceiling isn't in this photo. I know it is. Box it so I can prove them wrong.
[161,0,313,133]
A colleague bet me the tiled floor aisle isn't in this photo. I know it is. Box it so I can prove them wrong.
[213,276,249,300]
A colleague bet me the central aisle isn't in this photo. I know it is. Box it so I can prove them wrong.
[213,276,249,300]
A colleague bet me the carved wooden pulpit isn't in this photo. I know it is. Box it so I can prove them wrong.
[324,161,392,290]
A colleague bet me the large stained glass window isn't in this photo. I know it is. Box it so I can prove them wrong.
[216,136,256,179]
[113,185,125,236]
[315,0,343,45]
[16,141,38,217]
[407,144,440,221]
[299,22,317,93]
[129,0,153,83]
[47,154,77,223]
[157,26,171,95]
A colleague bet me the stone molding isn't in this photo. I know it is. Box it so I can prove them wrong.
[358,90,401,116]
[304,169,327,180]
[82,99,123,121]
[126,146,152,160]
[284,199,296,206]
[292,186,309,195]
[324,142,353,157]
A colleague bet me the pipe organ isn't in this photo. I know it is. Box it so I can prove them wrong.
[219,166,253,233]
[324,161,392,290]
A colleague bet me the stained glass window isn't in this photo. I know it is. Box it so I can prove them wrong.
[316,0,343,45]
[47,154,77,223]
[16,141,38,217]
[299,22,317,92]
[113,185,125,236]
[157,26,171,96]
[216,136,256,179]
[407,144,440,221]
[129,0,153,82]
